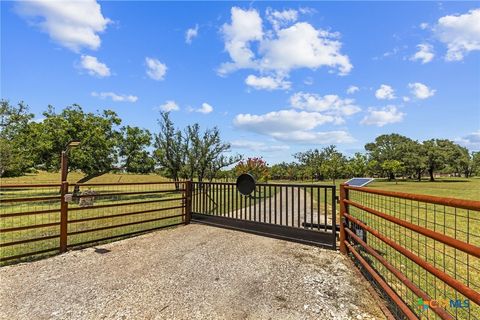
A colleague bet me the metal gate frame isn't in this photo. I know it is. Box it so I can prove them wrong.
[190,182,337,250]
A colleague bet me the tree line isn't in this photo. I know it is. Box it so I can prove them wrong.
[0,100,239,183]
[1,100,479,183]
[267,134,479,182]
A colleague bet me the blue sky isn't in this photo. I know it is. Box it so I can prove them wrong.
[2,1,479,164]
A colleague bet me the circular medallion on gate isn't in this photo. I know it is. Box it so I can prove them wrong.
[236,173,256,196]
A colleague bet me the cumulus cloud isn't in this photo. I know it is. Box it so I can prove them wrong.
[408,82,436,99]
[435,9,480,61]
[231,140,289,152]
[145,57,167,80]
[191,102,214,114]
[410,43,435,64]
[265,8,298,30]
[346,85,359,94]
[79,55,110,77]
[290,92,361,123]
[158,100,179,112]
[245,74,291,90]
[219,7,352,79]
[456,130,480,150]
[185,24,199,44]
[375,84,396,100]
[91,91,138,102]
[361,105,405,127]
[15,0,110,52]
[233,109,355,143]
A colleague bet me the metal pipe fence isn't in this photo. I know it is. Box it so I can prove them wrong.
[340,184,480,320]
[0,181,190,265]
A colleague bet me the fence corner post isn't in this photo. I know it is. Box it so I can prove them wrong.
[60,181,69,253]
[339,183,348,254]
[185,181,192,225]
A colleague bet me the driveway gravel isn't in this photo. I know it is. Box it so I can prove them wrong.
[0,224,386,320]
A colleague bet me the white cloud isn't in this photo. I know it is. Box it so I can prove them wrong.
[219,7,352,77]
[456,130,480,150]
[420,22,429,30]
[79,55,110,77]
[408,82,436,99]
[231,140,289,152]
[266,8,298,30]
[290,92,361,123]
[158,100,179,112]
[15,0,110,52]
[361,105,405,127]
[245,74,291,90]
[219,7,263,73]
[192,102,214,114]
[145,57,167,81]
[410,43,435,64]
[435,9,480,61]
[185,24,199,44]
[403,96,411,102]
[346,85,359,94]
[233,109,355,143]
[375,84,396,100]
[91,91,138,102]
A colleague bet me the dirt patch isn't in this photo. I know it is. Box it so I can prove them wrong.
[0,224,386,320]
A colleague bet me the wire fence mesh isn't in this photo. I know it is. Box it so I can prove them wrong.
[342,185,479,320]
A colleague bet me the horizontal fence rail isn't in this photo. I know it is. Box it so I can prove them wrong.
[340,184,480,320]
[0,181,191,265]
[191,182,337,248]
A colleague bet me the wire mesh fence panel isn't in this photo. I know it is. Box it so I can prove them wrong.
[66,182,187,248]
[341,185,480,320]
[0,181,188,265]
[0,184,62,265]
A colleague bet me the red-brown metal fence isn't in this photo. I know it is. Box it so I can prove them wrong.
[0,181,191,265]
[339,184,480,320]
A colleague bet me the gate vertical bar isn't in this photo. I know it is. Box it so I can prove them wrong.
[331,186,337,250]
[339,184,348,254]
[185,181,192,224]
[60,181,69,253]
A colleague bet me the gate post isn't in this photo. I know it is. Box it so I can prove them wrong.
[60,181,69,253]
[339,184,348,254]
[185,181,192,225]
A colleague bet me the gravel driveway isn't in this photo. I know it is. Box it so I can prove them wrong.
[0,224,386,320]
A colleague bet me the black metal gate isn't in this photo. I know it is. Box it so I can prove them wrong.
[191,182,337,249]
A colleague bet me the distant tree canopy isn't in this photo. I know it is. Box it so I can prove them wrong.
[1,100,478,182]
[234,157,269,182]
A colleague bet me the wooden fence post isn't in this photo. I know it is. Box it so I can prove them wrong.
[60,181,69,253]
[339,183,348,254]
[185,181,192,225]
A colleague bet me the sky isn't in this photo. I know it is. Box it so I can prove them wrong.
[1,1,480,164]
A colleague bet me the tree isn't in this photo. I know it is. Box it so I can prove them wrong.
[119,126,154,174]
[472,152,480,177]
[294,149,326,180]
[323,145,346,185]
[0,100,36,177]
[235,157,269,181]
[365,134,413,179]
[154,112,184,184]
[422,139,451,181]
[31,105,122,184]
[400,140,427,181]
[381,160,404,183]
[346,153,368,177]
